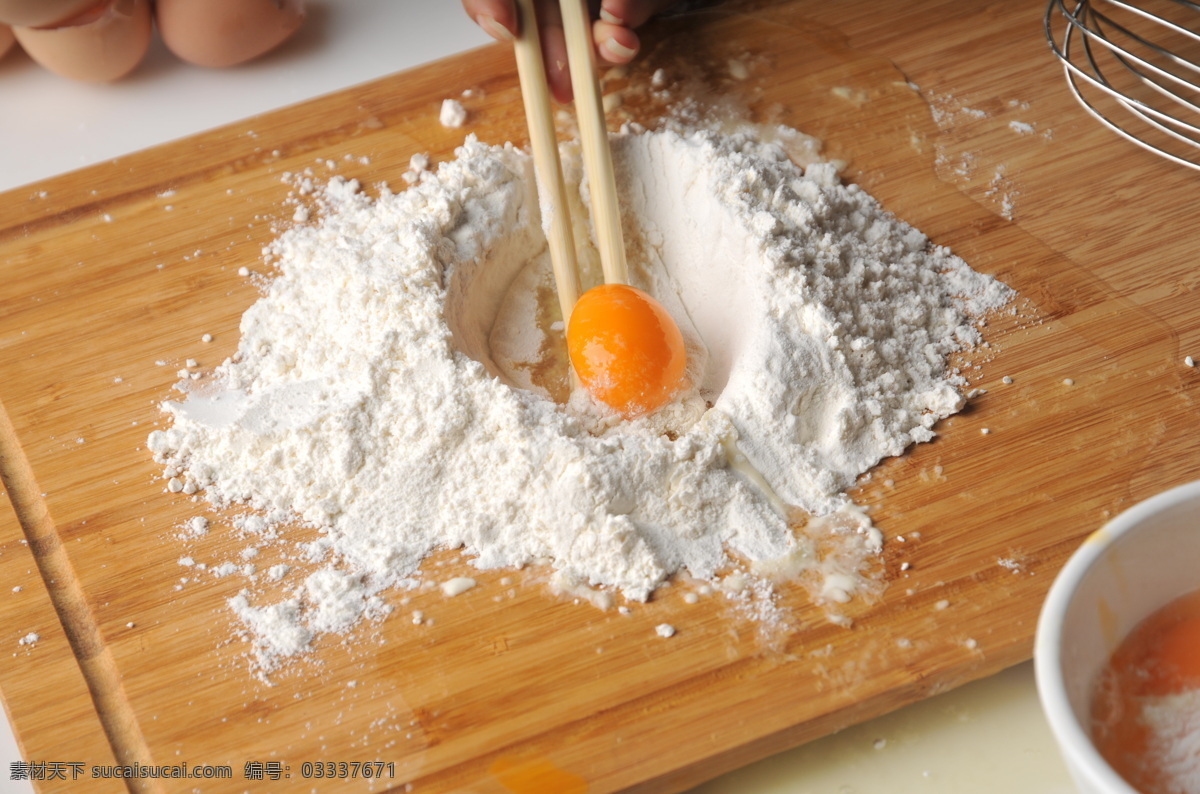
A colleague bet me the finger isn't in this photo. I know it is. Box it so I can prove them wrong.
[592,19,638,65]
[0,23,14,59]
[597,0,678,30]
[462,0,516,41]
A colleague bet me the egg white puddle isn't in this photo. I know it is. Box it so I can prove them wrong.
[149,127,1014,676]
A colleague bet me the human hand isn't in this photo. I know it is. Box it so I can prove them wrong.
[0,0,305,83]
[462,0,678,102]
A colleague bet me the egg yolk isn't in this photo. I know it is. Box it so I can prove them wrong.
[1091,587,1200,793]
[566,284,686,417]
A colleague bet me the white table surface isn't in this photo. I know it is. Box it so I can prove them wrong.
[0,1,1075,791]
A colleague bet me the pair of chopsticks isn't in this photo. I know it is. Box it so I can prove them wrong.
[512,0,629,326]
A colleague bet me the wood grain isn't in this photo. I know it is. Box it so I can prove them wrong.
[0,403,124,791]
[2,0,1199,791]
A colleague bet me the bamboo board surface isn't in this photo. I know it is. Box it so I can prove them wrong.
[2,0,1200,790]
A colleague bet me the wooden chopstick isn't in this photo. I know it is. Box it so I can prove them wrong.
[558,0,629,286]
[513,0,582,325]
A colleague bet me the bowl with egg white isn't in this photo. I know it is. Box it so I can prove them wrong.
[1036,479,1200,794]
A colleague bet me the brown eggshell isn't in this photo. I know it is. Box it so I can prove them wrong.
[13,0,151,82]
[0,0,103,28]
[0,23,15,59]
[157,0,306,69]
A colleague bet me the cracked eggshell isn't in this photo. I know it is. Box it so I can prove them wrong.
[13,0,151,82]
[157,0,306,69]
[0,0,102,28]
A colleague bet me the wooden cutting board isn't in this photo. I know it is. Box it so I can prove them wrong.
[3,0,1199,790]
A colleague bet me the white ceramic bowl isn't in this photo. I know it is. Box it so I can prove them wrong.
[1035,479,1200,794]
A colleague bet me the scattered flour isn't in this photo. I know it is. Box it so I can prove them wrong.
[439,99,467,128]
[997,557,1024,574]
[228,594,311,667]
[148,125,1013,675]
[921,88,1046,220]
[441,577,477,597]
[983,166,1019,221]
[212,562,239,578]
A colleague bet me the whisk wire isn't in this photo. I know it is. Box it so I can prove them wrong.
[1084,10,1200,131]
[1046,0,1200,169]
[1060,5,1200,137]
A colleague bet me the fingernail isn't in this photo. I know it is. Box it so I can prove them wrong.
[599,8,624,24]
[477,14,514,41]
[602,36,637,60]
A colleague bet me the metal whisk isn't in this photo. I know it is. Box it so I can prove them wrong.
[1046,0,1200,169]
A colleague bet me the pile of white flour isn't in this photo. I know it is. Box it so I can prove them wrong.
[148,125,1013,672]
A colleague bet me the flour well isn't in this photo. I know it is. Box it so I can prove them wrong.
[148,126,1013,674]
